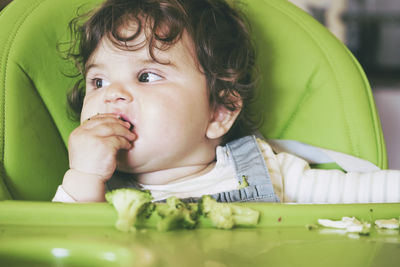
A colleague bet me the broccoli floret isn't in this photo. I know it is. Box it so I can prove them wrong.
[105,188,154,232]
[156,196,198,232]
[199,195,260,229]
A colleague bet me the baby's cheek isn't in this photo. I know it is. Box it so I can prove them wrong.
[80,103,93,123]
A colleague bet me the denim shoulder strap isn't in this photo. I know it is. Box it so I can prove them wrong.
[211,135,280,202]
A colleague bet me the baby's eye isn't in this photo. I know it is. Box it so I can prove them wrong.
[92,78,110,89]
[138,72,162,83]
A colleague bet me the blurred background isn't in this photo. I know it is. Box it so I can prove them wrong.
[1,0,399,169]
[290,0,400,169]
[0,0,11,11]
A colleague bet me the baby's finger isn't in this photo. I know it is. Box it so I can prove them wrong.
[82,114,132,130]
[87,113,120,120]
[108,135,134,151]
[92,123,136,141]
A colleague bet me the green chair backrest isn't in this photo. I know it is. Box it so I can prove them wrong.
[0,0,387,200]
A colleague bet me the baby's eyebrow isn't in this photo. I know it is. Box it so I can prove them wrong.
[84,58,178,76]
[139,58,178,70]
[85,63,104,75]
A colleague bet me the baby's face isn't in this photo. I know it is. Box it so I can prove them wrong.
[81,29,218,177]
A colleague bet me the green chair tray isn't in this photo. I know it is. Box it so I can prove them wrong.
[1,201,399,266]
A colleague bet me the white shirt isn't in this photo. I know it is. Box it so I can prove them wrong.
[53,138,400,203]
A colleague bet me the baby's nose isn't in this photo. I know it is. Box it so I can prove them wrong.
[104,84,133,103]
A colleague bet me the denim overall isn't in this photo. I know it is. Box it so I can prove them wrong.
[209,135,280,203]
[106,135,281,203]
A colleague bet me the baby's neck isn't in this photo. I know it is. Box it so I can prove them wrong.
[135,161,216,185]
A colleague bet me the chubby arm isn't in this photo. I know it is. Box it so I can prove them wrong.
[52,170,106,202]
[60,169,107,202]
[56,114,136,202]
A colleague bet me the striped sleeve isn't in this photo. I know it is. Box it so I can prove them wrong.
[276,152,400,203]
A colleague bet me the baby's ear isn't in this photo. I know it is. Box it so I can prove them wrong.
[206,93,242,140]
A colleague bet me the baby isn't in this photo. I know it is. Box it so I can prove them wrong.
[53,0,400,203]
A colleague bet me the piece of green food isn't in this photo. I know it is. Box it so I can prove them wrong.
[199,195,260,229]
[238,175,249,189]
[156,196,198,232]
[105,188,154,232]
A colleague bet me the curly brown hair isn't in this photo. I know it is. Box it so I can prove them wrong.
[64,0,258,143]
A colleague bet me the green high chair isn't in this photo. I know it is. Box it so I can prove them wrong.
[0,1,398,266]
[0,0,388,201]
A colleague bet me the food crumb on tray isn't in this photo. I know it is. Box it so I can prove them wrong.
[317,217,370,235]
[375,218,399,230]
[313,217,400,235]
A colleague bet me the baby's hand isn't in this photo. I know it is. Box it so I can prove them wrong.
[68,113,136,182]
